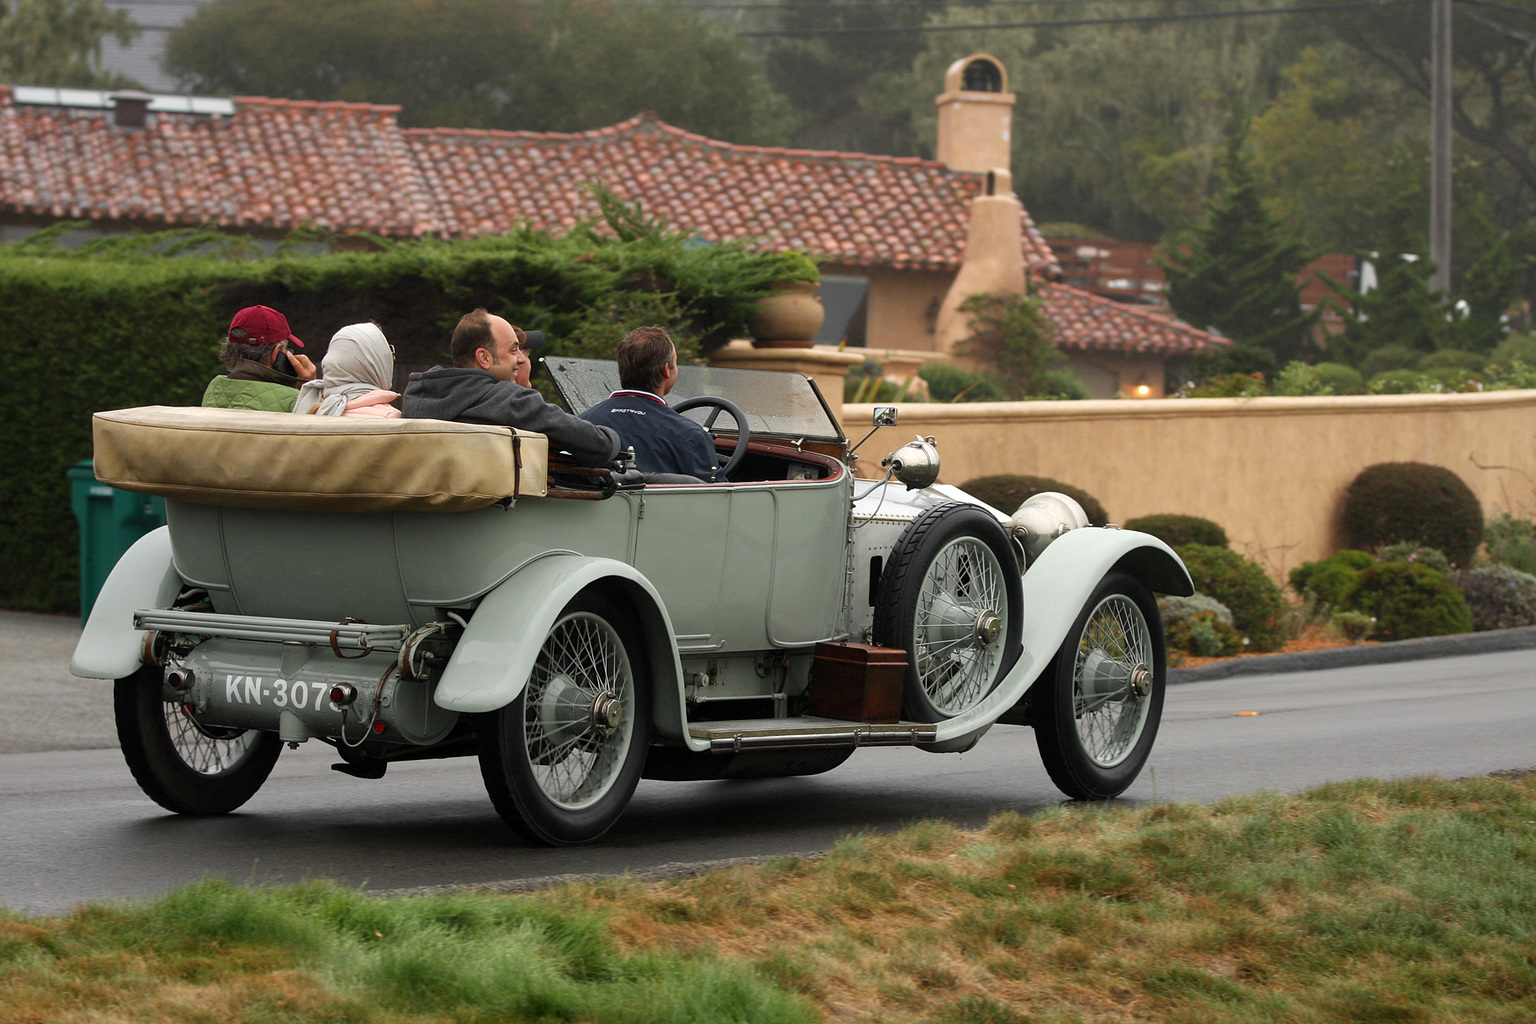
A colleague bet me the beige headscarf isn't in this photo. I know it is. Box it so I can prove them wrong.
[293,323,396,415]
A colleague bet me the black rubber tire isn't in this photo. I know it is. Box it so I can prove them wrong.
[1034,572,1166,800]
[873,502,1023,722]
[478,591,651,845]
[114,666,282,815]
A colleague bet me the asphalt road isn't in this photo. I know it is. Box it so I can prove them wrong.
[2,643,1532,916]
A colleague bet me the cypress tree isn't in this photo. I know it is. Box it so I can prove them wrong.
[1161,132,1316,364]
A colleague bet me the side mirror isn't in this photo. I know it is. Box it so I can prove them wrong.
[872,406,898,427]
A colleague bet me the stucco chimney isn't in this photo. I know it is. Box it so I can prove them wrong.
[933,169,1027,357]
[935,54,1014,174]
[109,91,153,129]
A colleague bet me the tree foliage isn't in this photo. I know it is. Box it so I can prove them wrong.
[0,0,138,88]
[1161,132,1315,364]
[165,0,791,144]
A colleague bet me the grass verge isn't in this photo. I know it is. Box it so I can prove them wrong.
[4,773,1535,1023]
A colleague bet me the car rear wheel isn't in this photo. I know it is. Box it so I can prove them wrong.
[115,665,282,815]
[1034,572,1165,800]
[478,592,650,845]
[874,503,1022,722]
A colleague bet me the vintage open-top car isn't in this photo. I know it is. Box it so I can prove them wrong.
[71,359,1191,845]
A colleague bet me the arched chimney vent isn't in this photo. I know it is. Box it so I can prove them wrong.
[962,58,1003,94]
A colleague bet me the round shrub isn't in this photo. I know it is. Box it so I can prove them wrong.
[1125,514,1228,549]
[1360,345,1422,378]
[1288,550,1375,607]
[1376,542,1453,575]
[958,475,1108,526]
[1484,514,1536,575]
[1342,462,1484,567]
[1158,594,1241,657]
[1450,566,1536,631]
[1369,369,1433,394]
[1313,362,1365,394]
[1177,544,1289,652]
[1342,562,1473,641]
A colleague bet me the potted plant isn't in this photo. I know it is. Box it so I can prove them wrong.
[747,251,824,348]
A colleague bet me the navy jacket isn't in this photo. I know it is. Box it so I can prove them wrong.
[580,391,724,481]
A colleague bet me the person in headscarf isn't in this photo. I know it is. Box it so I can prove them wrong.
[293,323,401,418]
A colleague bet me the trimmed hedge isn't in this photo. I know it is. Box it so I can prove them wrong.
[1177,544,1289,652]
[0,217,802,612]
[1341,462,1483,567]
[1123,514,1228,549]
[957,475,1108,526]
[1288,549,1376,608]
[1342,562,1472,640]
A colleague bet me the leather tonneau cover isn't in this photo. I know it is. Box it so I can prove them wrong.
[92,406,548,512]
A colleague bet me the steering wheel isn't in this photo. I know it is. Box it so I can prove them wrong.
[671,395,752,479]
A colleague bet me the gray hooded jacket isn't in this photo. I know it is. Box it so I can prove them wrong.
[402,367,620,467]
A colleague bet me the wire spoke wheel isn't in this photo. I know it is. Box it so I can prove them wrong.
[523,611,634,810]
[913,537,1009,716]
[162,702,260,775]
[1035,572,1166,801]
[1071,594,1154,767]
[479,592,651,845]
[115,666,282,816]
[874,503,1022,723]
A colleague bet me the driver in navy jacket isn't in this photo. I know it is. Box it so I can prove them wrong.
[579,326,724,482]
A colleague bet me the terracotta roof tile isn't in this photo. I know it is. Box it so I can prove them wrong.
[1042,282,1230,355]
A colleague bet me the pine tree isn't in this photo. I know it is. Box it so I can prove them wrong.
[1161,132,1316,364]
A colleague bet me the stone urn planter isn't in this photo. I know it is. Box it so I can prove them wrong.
[748,280,824,348]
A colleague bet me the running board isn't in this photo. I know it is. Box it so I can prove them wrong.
[689,716,937,753]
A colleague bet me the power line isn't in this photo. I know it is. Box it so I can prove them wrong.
[737,0,1425,37]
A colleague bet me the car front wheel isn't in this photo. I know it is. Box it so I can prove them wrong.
[1034,572,1165,800]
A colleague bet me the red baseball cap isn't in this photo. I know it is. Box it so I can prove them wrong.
[227,305,304,347]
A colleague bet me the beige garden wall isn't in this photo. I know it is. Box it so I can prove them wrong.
[846,390,1536,582]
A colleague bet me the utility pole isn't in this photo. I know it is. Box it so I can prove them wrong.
[1430,0,1452,294]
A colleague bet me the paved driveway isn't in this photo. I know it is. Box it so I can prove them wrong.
[0,612,115,753]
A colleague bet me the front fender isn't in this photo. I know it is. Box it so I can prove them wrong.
[433,555,694,745]
[927,528,1190,746]
[70,527,183,680]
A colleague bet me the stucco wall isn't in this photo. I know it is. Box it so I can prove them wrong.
[847,391,1536,581]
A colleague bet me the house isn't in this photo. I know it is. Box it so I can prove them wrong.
[0,54,1229,399]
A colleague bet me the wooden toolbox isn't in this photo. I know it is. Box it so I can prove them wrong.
[807,642,908,723]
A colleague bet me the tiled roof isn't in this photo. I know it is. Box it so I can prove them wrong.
[407,113,1058,273]
[0,86,1057,273]
[0,88,438,234]
[1041,282,1230,355]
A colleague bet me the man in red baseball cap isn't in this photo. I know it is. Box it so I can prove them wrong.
[202,305,318,411]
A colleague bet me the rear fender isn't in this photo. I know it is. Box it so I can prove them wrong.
[926,528,1190,747]
[70,527,182,680]
[434,555,695,747]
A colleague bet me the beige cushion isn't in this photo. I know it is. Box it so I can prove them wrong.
[93,406,548,512]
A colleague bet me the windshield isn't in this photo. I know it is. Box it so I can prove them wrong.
[543,356,844,443]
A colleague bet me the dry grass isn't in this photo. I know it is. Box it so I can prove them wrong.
[4,775,1535,1024]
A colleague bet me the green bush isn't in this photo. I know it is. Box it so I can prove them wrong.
[1450,566,1536,631]
[1360,345,1422,378]
[1419,349,1487,372]
[1329,609,1375,641]
[957,475,1108,526]
[1177,544,1289,652]
[0,209,802,612]
[1184,373,1269,398]
[1289,550,1376,604]
[1272,361,1331,396]
[1032,368,1090,401]
[1484,513,1536,574]
[1342,462,1484,567]
[1342,562,1472,640]
[1376,542,1453,575]
[1313,362,1365,394]
[1158,594,1242,657]
[1368,368,1435,394]
[1488,332,1536,369]
[1124,514,1228,549]
[918,362,1005,403]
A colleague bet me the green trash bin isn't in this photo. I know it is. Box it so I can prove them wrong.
[67,460,167,626]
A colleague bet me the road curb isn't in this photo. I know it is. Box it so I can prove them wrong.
[1168,624,1536,684]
